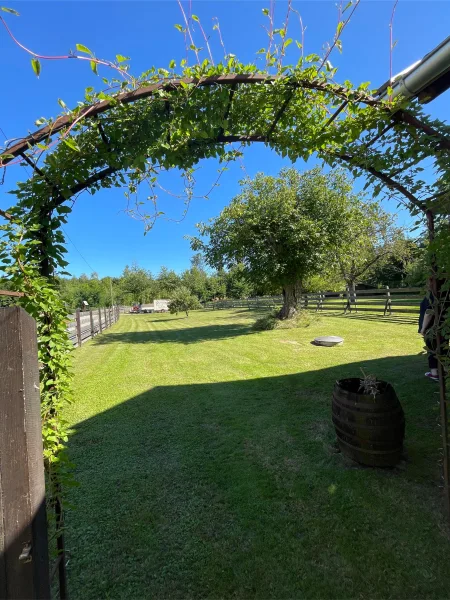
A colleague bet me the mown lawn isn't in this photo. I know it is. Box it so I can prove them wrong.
[65,309,450,599]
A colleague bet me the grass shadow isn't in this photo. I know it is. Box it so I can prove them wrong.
[65,354,447,600]
[92,322,256,345]
[321,311,417,325]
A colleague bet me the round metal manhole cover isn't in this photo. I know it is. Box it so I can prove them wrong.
[313,335,344,347]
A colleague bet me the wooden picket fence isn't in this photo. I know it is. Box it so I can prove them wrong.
[67,305,120,347]
[204,286,423,316]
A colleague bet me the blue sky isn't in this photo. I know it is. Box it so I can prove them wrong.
[1,1,449,277]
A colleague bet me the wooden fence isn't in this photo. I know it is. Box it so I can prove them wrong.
[67,305,120,347]
[204,286,423,316]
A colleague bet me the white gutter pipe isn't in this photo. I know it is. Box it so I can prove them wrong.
[377,36,450,102]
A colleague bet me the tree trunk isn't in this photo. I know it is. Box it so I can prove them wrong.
[347,280,356,305]
[279,281,301,319]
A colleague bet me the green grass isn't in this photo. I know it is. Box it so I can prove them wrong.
[65,309,450,599]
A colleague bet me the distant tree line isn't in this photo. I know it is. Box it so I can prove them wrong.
[48,255,267,310]
[44,238,427,314]
[0,240,428,313]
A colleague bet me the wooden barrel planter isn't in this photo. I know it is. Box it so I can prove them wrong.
[332,378,405,467]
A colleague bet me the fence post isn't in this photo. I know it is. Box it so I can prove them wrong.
[384,286,392,316]
[89,309,95,339]
[104,307,107,330]
[98,307,103,333]
[0,307,51,599]
[75,308,82,347]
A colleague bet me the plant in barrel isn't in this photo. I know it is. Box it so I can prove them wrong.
[332,373,405,467]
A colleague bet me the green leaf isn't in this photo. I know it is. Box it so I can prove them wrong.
[169,59,176,69]
[262,7,269,15]
[343,1,353,12]
[336,39,343,53]
[1,6,19,15]
[56,206,72,214]
[90,60,98,75]
[174,24,183,31]
[116,54,130,63]
[336,21,344,36]
[191,14,199,22]
[31,58,41,78]
[57,98,66,109]
[283,38,293,49]
[76,43,93,55]
[63,137,80,152]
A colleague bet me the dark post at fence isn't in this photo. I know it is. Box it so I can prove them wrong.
[0,307,51,599]
[89,309,95,338]
[75,308,82,347]
[98,307,103,333]
[103,307,107,330]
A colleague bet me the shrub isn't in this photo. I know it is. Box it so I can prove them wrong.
[253,310,318,331]
[168,286,202,317]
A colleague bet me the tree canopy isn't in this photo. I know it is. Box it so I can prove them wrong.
[333,200,409,292]
[192,167,359,318]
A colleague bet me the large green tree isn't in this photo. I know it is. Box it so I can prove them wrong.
[334,201,409,295]
[225,263,254,299]
[119,263,154,304]
[191,167,354,319]
[181,255,209,301]
[156,266,181,298]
